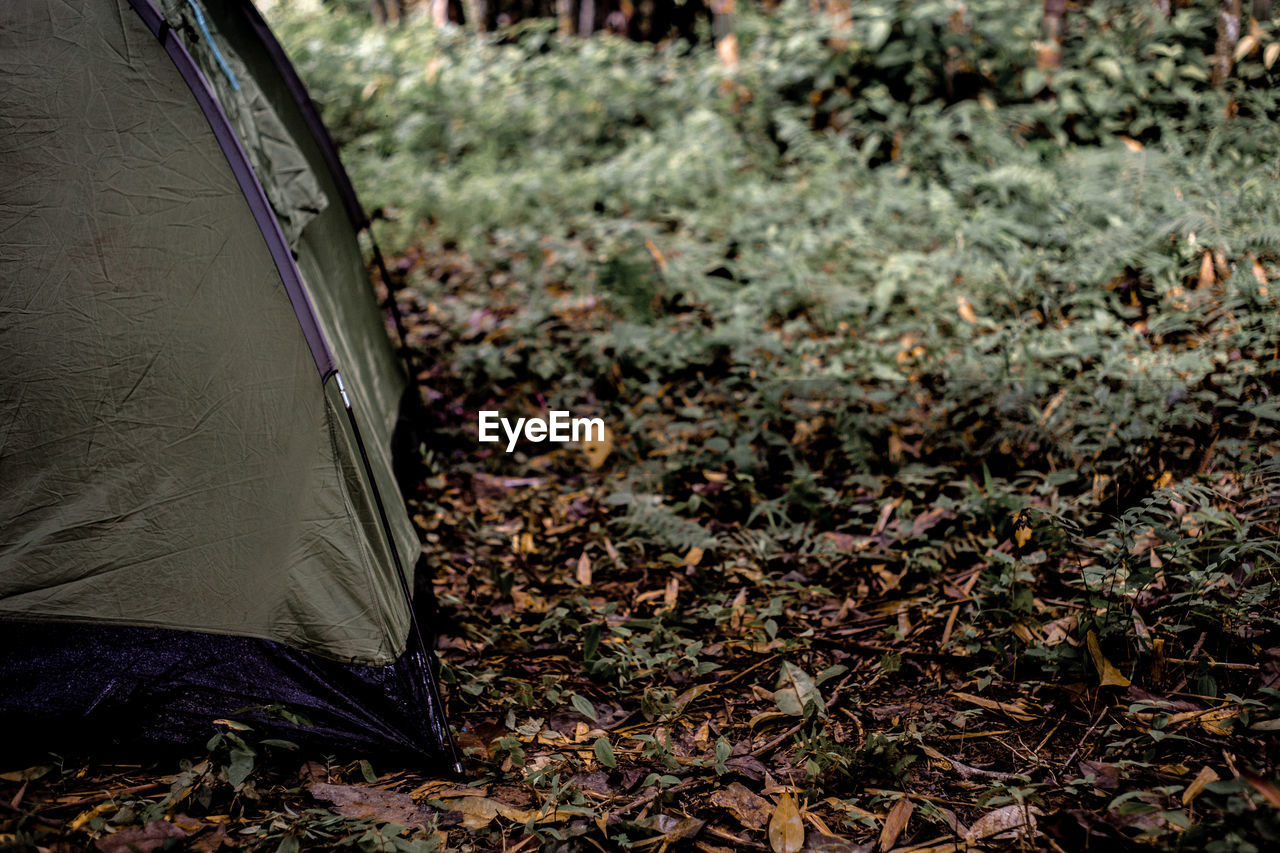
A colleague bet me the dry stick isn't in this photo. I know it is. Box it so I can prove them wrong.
[938,756,1025,784]
[1060,706,1110,774]
[1165,658,1259,671]
[45,782,165,810]
[610,653,786,733]
[940,569,983,647]
[612,776,706,818]
[0,799,63,829]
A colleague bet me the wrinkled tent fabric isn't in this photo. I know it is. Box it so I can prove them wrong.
[0,0,457,767]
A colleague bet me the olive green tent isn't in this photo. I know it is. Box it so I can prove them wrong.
[0,0,458,768]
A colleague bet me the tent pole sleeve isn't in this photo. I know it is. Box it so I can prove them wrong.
[231,1,424,409]
[334,373,464,776]
[187,0,419,393]
[234,0,368,230]
[126,0,337,379]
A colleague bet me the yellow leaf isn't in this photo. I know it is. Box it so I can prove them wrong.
[1086,630,1131,687]
[511,532,535,555]
[877,797,914,851]
[768,792,805,853]
[1013,510,1033,549]
[69,802,116,831]
[1120,135,1144,153]
[1266,42,1280,69]
[684,546,705,566]
[956,295,978,324]
[1182,766,1220,805]
[581,423,613,470]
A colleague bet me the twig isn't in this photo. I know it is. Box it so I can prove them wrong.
[1060,707,1109,773]
[944,756,1026,783]
[0,799,63,829]
[45,782,164,810]
[748,721,806,759]
[940,568,983,647]
[751,675,855,760]
[1164,658,1258,671]
[612,776,706,817]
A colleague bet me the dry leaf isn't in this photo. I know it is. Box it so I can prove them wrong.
[1182,766,1220,805]
[444,795,574,829]
[1120,135,1144,153]
[768,792,805,853]
[581,423,613,469]
[1249,253,1269,285]
[309,782,436,828]
[1266,41,1280,69]
[576,552,592,586]
[950,691,1036,722]
[1042,614,1078,647]
[1199,250,1215,288]
[966,804,1040,841]
[665,576,680,608]
[1086,630,1131,687]
[877,797,913,851]
[710,782,773,831]
[685,546,705,566]
[94,820,186,853]
[956,295,978,324]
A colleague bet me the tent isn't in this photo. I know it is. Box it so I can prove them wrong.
[0,0,459,770]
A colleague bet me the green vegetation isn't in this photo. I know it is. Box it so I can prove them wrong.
[6,1,1280,850]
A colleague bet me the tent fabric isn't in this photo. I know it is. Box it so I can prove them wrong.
[160,0,330,250]
[198,0,415,480]
[0,0,456,766]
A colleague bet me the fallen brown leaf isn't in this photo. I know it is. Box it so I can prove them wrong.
[710,781,773,831]
[878,797,913,851]
[309,782,436,828]
[769,792,805,853]
[94,820,186,853]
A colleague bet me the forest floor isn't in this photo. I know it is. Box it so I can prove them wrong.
[5,245,1279,853]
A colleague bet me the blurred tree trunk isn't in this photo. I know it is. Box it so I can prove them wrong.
[557,0,574,36]
[578,0,595,35]
[369,0,407,25]
[710,0,738,68]
[1154,0,1171,16]
[429,0,450,27]
[1039,0,1065,69]
[1214,0,1243,85]
[1254,0,1273,20]
[461,0,486,30]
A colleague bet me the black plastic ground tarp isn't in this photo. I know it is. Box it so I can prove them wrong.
[0,618,454,766]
